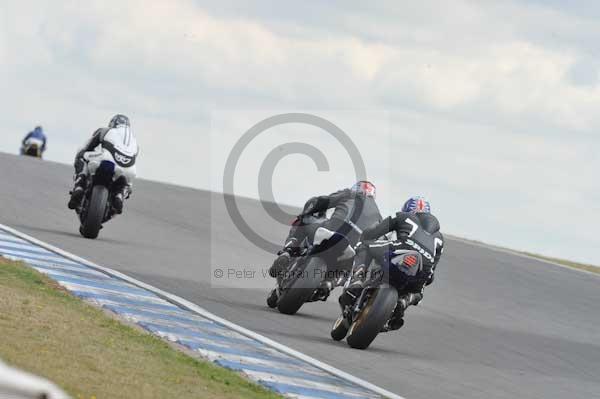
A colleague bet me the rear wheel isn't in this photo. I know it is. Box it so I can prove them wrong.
[25,147,40,157]
[80,185,109,239]
[346,286,398,350]
[277,257,324,315]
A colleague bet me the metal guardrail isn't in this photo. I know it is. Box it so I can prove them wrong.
[0,360,70,399]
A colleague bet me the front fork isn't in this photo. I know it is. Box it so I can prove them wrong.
[275,255,304,297]
[337,285,373,329]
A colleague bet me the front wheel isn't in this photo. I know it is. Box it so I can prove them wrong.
[80,185,109,239]
[346,285,398,350]
[277,257,324,315]
[266,289,278,309]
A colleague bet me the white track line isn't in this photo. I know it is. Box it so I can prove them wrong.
[0,223,405,399]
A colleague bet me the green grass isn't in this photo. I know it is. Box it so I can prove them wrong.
[0,258,282,399]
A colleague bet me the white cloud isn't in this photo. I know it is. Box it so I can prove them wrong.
[0,0,598,263]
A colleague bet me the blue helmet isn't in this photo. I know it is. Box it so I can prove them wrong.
[402,196,431,214]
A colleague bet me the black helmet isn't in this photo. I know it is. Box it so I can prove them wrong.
[108,114,130,128]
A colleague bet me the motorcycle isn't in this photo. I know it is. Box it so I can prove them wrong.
[74,145,135,239]
[267,216,356,315]
[331,248,423,349]
[20,137,44,158]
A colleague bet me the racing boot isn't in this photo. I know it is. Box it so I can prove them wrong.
[113,184,131,214]
[387,297,408,331]
[314,280,334,301]
[388,317,405,331]
[68,174,87,209]
[386,293,423,331]
[113,192,124,214]
[408,292,423,307]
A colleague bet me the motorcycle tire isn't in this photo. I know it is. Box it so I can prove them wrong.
[277,256,324,315]
[80,185,109,239]
[346,285,398,350]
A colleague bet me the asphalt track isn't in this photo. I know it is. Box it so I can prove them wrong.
[1,152,599,399]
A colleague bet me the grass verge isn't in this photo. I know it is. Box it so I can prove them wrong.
[0,257,281,399]
[451,235,599,275]
[518,252,600,274]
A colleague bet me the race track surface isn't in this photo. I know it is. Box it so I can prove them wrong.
[1,152,598,399]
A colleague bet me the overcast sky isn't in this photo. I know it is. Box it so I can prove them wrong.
[1,1,598,264]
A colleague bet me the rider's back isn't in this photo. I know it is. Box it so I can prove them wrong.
[102,126,138,156]
[28,130,46,140]
[354,195,383,231]
[328,190,381,227]
[394,211,443,270]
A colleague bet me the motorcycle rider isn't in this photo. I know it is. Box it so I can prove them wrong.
[338,196,444,330]
[21,126,47,156]
[269,181,382,284]
[68,114,138,213]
